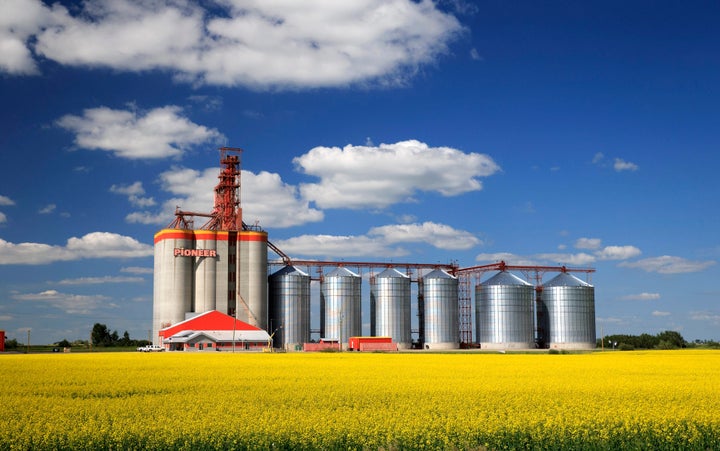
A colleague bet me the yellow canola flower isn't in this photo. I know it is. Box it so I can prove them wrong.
[0,350,718,450]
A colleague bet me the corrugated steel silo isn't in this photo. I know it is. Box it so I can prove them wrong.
[193,230,217,313]
[269,265,311,350]
[321,267,362,349]
[214,231,231,316]
[237,231,268,330]
[475,271,534,349]
[422,269,459,350]
[541,273,596,350]
[371,268,411,349]
[153,229,194,344]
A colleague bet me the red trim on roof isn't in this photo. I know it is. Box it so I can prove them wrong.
[159,310,262,338]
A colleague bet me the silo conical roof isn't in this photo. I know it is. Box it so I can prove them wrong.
[271,265,309,277]
[481,271,532,286]
[543,272,593,287]
[423,268,456,279]
[377,267,409,279]
[326,266,359,278]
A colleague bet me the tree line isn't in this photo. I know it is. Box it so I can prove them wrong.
[596,330,720,350]
[90,323,150,348]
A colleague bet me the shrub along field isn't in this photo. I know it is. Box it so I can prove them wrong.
[1,350,718,450]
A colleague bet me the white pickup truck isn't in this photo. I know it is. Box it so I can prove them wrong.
[137,345,165,352]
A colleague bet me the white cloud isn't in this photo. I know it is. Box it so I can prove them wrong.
[476,242,640,268]
[295,140,500,209]
[0,232,152,265]
[474,253,542,267]
[534,252,597,266]
[652,311,670,316]
[0,0,55,74]
[242,171,324,228]
[274,234,408,259]
[12,290,112,315]
[369,222,480,250]
[0,212,6,224]
[619,256,716,274]
[595,245,642,260]
[0,195,15,206]
[111,182,156,207]
[690,311,720,324]
[5,0,463,89]
[57,276,145,285]
[38,204,56,214]
[614,158,639,172]
[274,221,476,258]
[592,152,604,164]
[127,167,323,229]
[621,292,661,301]
[575,237,602,250]
[56,105,224,159]
[121,266,154,275]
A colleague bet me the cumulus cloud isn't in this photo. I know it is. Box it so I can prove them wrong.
[273,234,408,259]
[38,204,56,214]
[0,0,56,74]
[575,237,602,250]
[621,292,661,301]
[652,311,671,316]
[57,105,224,159]
[111,182,156,207]
[0,195,15,206]
[4,0,463,89]
[690,311,720,324]
[369,222,480,250]
[619,256,716,274]
[0,195,14,223]
[126,167,323,228]
[477,239,641,268]
[12,289,112,314]
[121,266,153,275]
[474,253,542,267]
[0,232,152,265]
[274,222,478,258]
[534,252,597,266]
[295,140,500,209]
[595,245,642,260]
[613,158,639,172]
[57,276,145,285]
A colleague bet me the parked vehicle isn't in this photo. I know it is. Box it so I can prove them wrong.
[137,345,165,352]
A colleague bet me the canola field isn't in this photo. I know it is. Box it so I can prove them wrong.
[1,350,719,450]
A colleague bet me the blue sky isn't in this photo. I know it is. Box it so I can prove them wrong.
[1,0,718,345]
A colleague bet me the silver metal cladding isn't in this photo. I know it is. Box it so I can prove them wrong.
[371,268,412,349]
[475,271,535,350]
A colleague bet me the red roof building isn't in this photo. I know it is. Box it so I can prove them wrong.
[159,310,270,352]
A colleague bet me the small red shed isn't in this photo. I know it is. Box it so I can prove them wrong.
[348,336,396,352]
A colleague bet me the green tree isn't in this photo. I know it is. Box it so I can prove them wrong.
[55,339,72,348]
[656,330,685,349]
[91,323,112,346]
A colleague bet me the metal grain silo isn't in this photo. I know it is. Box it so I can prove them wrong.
[371,268,411,349]
[422,269,459,350]
[540,273,596,350]
[153,229,194,344]
[269,265,311,350]
[321,267,362,349]
[237,230,268,330]
[475,271,534,350]
[193,230,217,313]
[214,231,231,316]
